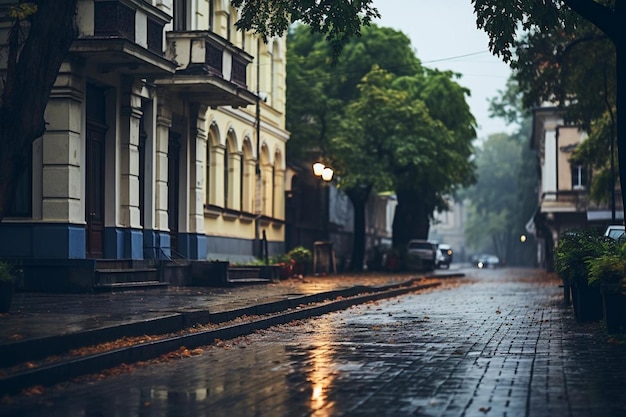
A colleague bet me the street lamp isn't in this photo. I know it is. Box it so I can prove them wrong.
[313,162,334,182]
[312,162,335,275]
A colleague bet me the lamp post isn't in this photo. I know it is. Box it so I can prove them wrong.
[312,162,333,240]
[312,162,335,274]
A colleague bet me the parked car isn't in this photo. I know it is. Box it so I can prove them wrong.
[604,225,625,240]
[472,254,500,269]
[407,239,437,271]
[436,243,453,268]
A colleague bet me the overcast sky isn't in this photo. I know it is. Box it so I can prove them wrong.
[371,0,514,140]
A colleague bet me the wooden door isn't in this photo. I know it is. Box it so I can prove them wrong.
[86,124,106,258]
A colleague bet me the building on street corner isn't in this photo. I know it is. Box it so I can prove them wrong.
[0,1,288,288]
[530,105,622,271]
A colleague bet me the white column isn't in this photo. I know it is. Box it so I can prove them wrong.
[155,94,172,231]
[118,78,143,228]
[543,129,557,199]
[189,103,207,233]
[41,60,84,223]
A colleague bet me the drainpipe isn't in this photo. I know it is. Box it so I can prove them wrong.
[254,38,262,258]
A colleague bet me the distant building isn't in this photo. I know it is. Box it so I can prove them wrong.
[530,106,622,270]
[428,199,469,262]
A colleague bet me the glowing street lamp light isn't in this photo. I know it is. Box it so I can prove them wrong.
[313,162,325,177]
[321,167,334,182]
[313,162,334,182]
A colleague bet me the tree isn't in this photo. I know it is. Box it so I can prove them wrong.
[286,24,422,161]
[233,0,379,57]
[472,0,626,221]
[388,70,476,248]
[0,1,78,220]
[330,68,434,270]
[287,25,476,270]
[286,24,425,270]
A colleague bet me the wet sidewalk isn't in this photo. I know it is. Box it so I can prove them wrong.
[0,271,445,345]
[2,267,625,417]
[0,270,461,394]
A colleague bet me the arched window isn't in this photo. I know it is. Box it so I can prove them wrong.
[239,153,244,210]
[223,144,229,208]
[205,137,211,206]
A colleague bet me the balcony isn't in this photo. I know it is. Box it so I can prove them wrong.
[154,31,257,108]
[70,0,177,75]
[541,190,589,213]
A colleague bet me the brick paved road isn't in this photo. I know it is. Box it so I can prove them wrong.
[2,268,625,417]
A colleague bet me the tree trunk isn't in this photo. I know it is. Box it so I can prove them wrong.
[392,189,431,249]
[0,1,78,220]
[345,185,372,272]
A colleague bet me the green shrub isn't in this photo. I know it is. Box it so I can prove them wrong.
[554,229,616,287]
[0,261,15,283]
[287,246,312,263]
[587,241,626,288]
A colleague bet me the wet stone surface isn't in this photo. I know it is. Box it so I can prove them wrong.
[2,268,626,417]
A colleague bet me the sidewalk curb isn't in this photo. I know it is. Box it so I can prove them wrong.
[0,279,443,395]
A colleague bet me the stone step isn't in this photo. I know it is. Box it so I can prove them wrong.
[93,281,169,292]
[95,268,158,285]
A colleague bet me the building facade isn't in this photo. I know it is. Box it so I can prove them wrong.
[0,1,287,265]
[531,106,622,270]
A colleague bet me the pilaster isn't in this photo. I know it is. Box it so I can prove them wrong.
[118,77,144,228]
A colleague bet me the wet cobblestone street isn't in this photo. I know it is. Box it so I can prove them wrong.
[2,268,625,417]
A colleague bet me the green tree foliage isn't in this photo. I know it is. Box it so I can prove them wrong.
[389,70,476,248]
[287,24,477,269]
[472,0,626,221]
[232,0,379,57]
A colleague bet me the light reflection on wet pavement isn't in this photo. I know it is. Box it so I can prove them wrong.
[3,268,626,416]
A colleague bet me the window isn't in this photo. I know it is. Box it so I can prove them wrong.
[239,155,244,211]
[174,0,187,31]
[224,145,229,208]
[205,139,211,206]
[571,164,587,190]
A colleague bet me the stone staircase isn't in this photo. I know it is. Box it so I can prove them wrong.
[94,259,169,291]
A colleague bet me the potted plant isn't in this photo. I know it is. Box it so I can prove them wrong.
[287,246,312,276]
[587,242,626,333]
[0,261,16,313]
[270,254,294,279]
[554,229,607,321]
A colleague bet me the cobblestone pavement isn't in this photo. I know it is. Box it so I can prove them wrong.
[2,267,625,417]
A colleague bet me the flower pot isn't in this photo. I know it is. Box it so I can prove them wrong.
[0,280,15,313]
[278,264,293,279]
[601,287,626,333]
[572,284,603,322]
[292,262,306,277]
